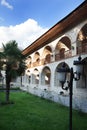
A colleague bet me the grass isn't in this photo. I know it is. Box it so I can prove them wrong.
[0,91,87,130]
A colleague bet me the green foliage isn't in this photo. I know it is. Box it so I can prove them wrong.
[0,40,26,102]
[1,40,26,78]
[17,60,26,76]
[2,40,22,60]
[0,92,87,130]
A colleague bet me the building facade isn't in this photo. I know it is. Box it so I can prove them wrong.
[20,1,87,112]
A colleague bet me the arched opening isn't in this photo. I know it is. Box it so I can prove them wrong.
[42,46,52,64]
[26,56,32,68]
[33,52,40,67]
[76,57,87,88]
[32,68,39,84]
[26,69,31,84]
[77,24,87,54]
[54,62,70,87]
[55,36,71,60]
[41,66,51,85]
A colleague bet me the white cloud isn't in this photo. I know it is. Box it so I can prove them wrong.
[0,19,48,49]
[1,0,13,10]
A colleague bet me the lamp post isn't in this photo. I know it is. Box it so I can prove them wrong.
[57,56,85,130]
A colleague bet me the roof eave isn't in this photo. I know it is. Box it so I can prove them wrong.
[22,1,87,56]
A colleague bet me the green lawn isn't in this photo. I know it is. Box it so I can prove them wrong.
[0,91,87,130]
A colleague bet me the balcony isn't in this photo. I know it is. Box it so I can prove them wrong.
[27,50,73,68]
[77,43,87,54]
[27,43,87,68]
[55,50,72,61]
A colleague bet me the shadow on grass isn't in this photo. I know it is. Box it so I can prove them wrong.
[0,101,15,106]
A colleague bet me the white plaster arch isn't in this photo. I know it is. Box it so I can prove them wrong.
[41,66,51,86]
[55,36,72,60]
[54,62,70,88]
[32,68,39,84]
[76,23,87,54]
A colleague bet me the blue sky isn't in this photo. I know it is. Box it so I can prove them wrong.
[0,0,85,49]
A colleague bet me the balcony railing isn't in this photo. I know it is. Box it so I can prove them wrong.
[77,43,87,54]
[27,45,87,68]
[55,50,72,61]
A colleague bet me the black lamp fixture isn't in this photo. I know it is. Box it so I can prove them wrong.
[73,56,84,80]
[57,56,85,130]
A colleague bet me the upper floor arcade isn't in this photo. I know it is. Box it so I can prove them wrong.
[25,22,87,69]
[22,1,87,69]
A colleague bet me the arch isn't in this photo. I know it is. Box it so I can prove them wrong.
[42,46,52,57]
[26,69,30,75]
[26,69,31,84]
[33,52,40,61]
[55,36,71,60]
[76,57,87,88]
[32,68,39,84]
[42,46,52,64]
[33,52,40,66]
[76,23,87,54]
[54,62,70,87]
[26,56,32,68]
[41,66,51,85]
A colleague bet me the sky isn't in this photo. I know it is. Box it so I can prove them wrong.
[0,0,85,50]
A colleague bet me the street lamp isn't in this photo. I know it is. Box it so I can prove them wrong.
[57,56,85,130]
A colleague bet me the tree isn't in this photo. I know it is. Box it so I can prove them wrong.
[1,40,26,103]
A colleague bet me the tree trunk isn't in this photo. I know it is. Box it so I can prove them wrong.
[5,65,11,103]
[6,81,10,103]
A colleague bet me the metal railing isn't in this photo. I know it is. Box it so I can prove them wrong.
[27,45,87,68]
[77,43,87,54]
[55,50,72,61]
